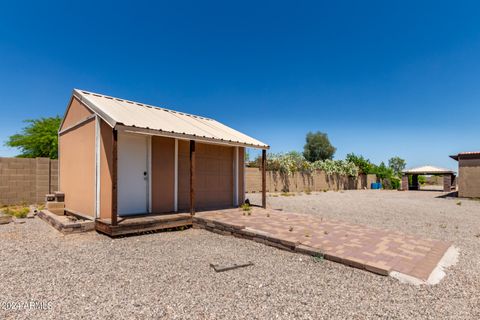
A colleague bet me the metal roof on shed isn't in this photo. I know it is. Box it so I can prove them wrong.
[70,89,269,149]
[402,165,455,175]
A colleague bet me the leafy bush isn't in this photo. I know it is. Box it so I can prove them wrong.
[345,153,375,174]
[418,175,426,185]
[372,162,402,190]
[248,149,404,191]
[373,162,393,180]
[311,159,358,176]
[251,152,358,176]
[390,177,401,190]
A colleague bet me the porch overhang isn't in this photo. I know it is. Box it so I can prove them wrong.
[116,124,270,150]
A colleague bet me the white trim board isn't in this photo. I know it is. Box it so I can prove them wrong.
[174,139,178,212]
[234,146,239,207]
[95,115,101,219]
[148,135,152,213]
[243,148,246,203]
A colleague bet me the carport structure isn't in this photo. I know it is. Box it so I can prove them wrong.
[401,165,456,192]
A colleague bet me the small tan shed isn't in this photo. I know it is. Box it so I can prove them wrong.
[58,89,269,231]
[450,152,480,198]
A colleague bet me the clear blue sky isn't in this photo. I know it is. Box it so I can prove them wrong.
[1,0,479,170]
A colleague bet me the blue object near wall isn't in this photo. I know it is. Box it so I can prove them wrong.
[371,182,382,189]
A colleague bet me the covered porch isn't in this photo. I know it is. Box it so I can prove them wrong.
[100,127,269,237]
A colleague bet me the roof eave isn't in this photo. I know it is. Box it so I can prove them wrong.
[449,155,459,161]
[402,170,455,175]
[72,89,117,128]
[116,125,269,150]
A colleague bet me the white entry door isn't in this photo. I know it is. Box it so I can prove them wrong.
[118,133,149,216]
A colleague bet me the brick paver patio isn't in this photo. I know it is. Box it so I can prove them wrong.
[194,207,452,281]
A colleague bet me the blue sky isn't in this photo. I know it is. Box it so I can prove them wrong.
[1,0,479,170]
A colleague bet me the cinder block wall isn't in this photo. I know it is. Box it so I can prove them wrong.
[245,167,376,193]
[0,157,58,205]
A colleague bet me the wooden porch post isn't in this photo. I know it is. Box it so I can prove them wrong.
[262,149,266,209]
[111,129,118,226]
[190,140,196,215]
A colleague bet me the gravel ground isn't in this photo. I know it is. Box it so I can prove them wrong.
[1,190,479,319]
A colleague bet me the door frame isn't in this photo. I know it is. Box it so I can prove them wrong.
[147,135,152,213]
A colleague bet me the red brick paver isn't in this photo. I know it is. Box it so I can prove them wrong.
[194,208,452,281]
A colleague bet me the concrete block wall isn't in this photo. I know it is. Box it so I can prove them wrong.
[245,167,376,193]
[0,157,58,205]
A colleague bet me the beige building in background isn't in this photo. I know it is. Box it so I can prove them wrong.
[58,89,268,226]
[450,152,480,198]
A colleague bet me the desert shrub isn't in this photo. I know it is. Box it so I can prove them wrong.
[2,206,30,218]
[240,203,251,211]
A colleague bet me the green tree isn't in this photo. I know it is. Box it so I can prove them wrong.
[388,156,406,177]
[345,153,374,174]
[373,162,394,180]
[5,116,61,159]
[303,131,336,162]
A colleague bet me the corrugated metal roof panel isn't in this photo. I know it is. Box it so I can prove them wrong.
[72,89,269,149]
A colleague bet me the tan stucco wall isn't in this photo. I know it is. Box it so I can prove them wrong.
[60,97,93,130]
[59,119,96,217]
[99,119,113,219]
[458,158,480,198]
[151,136,175,213]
